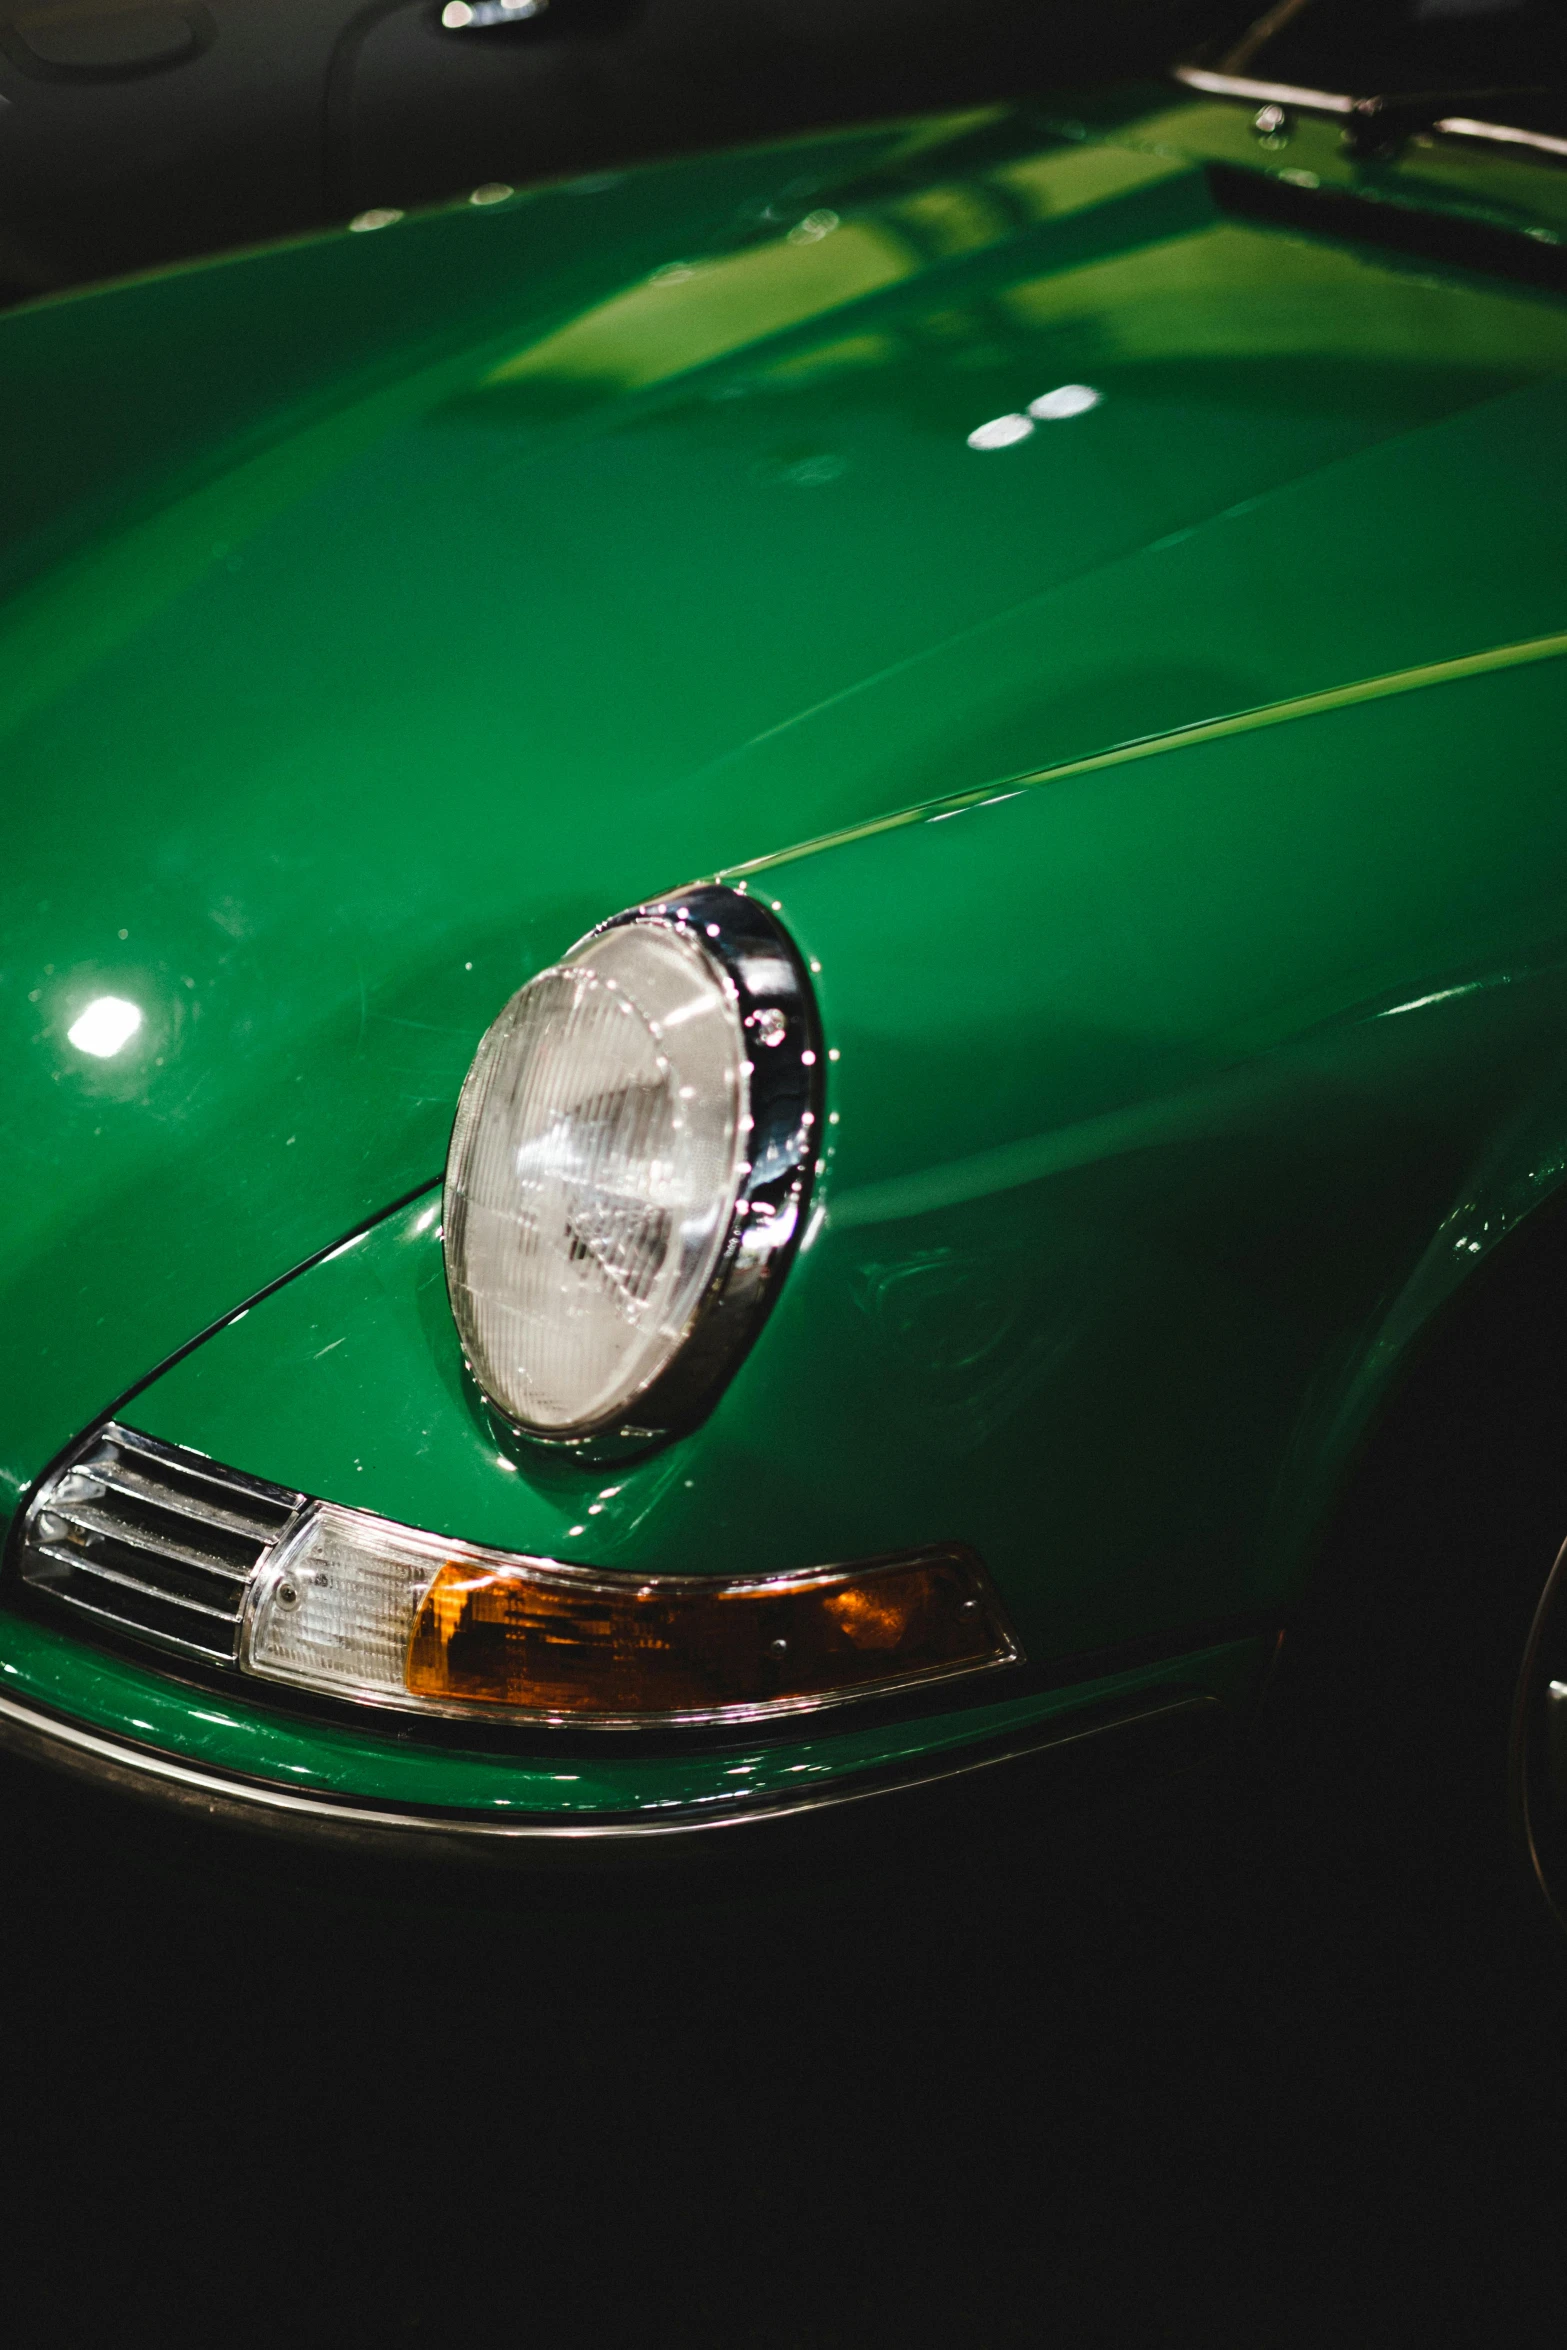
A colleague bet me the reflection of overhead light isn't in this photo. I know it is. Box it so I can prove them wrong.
[470,182,514,205]
[349,208,403,233]
[787,209,840,245]
[486,217,910,398]
[1028,383,1102,420]
[442,0,544,23]
[781,453,847,487]
[967,414,1033,451]
[68,997,142,1059]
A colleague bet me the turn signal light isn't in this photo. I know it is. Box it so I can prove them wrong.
[244,1501,1020,1727]
[405,1545,1018,1723]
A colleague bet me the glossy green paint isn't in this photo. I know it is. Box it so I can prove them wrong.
[132,636,1567,1662]
[5,85,1567,1806]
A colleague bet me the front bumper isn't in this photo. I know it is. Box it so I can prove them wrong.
[0,1607,1266,1863]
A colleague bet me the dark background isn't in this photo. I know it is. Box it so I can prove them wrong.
[4,4,1567,2341]
[2,1693,1562,2348]
[0,0,1249,301]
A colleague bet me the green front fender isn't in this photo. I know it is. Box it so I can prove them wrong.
[115,626,1567,1669]
[8,624,1567,1820]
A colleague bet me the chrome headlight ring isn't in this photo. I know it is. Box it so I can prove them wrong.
[443,883,824,1460]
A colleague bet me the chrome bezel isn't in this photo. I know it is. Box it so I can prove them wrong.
[443,883,824,1462]
[1174,62,1354,116]
[14,1420,304,1669]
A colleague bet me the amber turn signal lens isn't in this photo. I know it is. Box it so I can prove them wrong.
[406,1545,1018,1724]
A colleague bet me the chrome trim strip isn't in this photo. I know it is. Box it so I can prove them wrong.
[23,1580,238,1663]
[80,1459,291,1545]
[1173,64,1355,115]
[17,1423,302,1665]
[106,1424,301,1514]
[32,1542,242,1623]
[1436,116,1567,162]
[39,1505,255,1584]
[0,1683,1220,1857]
[1174,62,1567,162]
[105,1419,303,1513]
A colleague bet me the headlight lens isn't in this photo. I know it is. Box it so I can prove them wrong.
[444,889,819,1446]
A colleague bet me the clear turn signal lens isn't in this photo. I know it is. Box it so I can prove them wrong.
[243,1503,1019,1726]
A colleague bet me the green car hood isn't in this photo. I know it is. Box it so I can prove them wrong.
[4,95,1567,1510]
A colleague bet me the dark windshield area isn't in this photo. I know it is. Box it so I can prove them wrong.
[1215,0,1567,94]
[0,1,1218,307]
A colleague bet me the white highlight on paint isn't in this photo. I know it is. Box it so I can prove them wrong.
[1028,383,1102,420]
[67,996,142,1058]
[967,413,1034,451]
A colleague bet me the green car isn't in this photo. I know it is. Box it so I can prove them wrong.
[4,0,1567,1927]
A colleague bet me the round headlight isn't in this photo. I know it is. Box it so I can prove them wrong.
[444,887,821,1450]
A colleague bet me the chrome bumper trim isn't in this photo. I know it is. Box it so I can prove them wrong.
[0,1685,1222,1864]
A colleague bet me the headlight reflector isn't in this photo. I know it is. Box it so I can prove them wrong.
[444,889,820,1448]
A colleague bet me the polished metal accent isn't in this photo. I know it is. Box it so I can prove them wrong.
[1175,64,1355,116]
[456,883,826,1463]
[17,1426,302,1665]
[0,1680,1223,1862]
[440,0,546,28]
[1547,1678,1567,1811]
[1436,116,1567,164]
[1177,62,1567,166]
